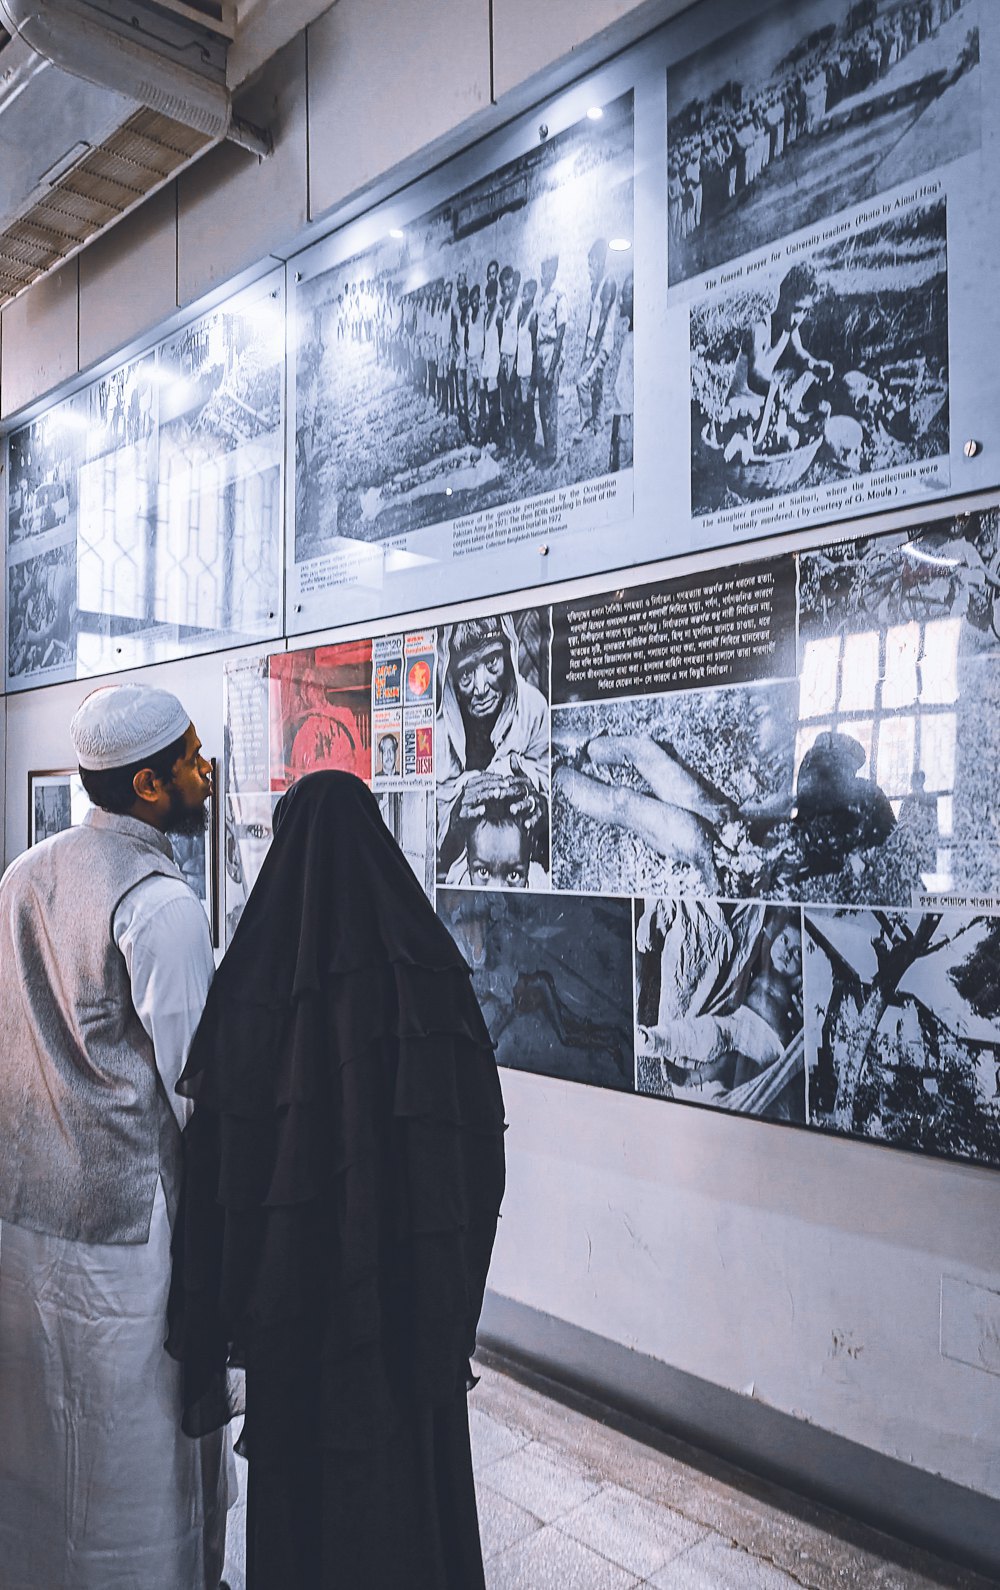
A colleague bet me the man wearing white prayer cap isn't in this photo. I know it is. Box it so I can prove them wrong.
[0,683,234,1590]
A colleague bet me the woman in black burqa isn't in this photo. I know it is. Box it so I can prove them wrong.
[167,771,506,1588]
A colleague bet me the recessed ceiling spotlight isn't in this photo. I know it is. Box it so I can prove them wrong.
[389,227,404,239]
[586,106,604,120]
[609,237,632,251]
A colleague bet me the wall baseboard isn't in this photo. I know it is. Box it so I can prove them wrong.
[478,1291,1000,1583]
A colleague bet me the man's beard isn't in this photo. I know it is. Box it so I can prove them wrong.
[163,785,209,837]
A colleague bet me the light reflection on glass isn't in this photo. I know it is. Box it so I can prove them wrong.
[798,612,961,892]
[799,634,840,717]
[839,631,879,713]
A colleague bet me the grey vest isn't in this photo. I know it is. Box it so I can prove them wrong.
[0,809,187,1244]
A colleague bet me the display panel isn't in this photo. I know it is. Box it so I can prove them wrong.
[662,0,998,550]
[288,89,637,629]
[5,273,285,691]
[226,500,1000,1168]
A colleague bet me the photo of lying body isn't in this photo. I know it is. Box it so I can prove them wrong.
[635,899,805,1122]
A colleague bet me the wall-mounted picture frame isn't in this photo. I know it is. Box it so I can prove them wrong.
[28,761,220,947]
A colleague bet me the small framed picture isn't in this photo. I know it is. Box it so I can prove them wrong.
[28,770,89,847]
[27,761,220,947]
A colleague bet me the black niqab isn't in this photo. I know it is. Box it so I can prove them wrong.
[168,772,505,1588]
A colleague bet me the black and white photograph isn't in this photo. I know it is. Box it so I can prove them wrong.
[155,281,284,640]
[438,889,635,1092]
[7,407,82,549]
[224,791,279,948]
[667,0,979,288]
[293,93,634,570]
[437,608,552,889]
[7,541,78,683]
[81,355,157,461]
[551,681,798,899]
[635,899,805,1121]
[166,757,218,944]
[798,512,1000,905]
[75,441,158,639]
[376,790,436,898]
[804,905,1000,1166]
[799,506,1000,652]
[690,197,949,522]
[27,771,85,847]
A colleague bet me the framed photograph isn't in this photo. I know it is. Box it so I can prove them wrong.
[28,770,89,847]
[27,761,220,948]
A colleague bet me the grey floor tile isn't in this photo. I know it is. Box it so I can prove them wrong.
[471,1405,530,1471]
[648,1532,807,1588]
[487,1523,642,1589]
[486,1439,603,1523]
[477,1481,544,1562]
[559,1483,708,1579]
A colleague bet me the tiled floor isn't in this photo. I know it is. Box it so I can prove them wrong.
[222,1361,994,1589]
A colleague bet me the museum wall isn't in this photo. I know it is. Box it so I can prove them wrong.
[2,0,999,1567]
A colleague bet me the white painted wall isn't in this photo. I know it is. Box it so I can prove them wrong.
[0,0,998,1520]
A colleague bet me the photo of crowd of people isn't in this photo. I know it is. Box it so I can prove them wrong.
[294,93,634,563]
[691,200,949,516]
[668,0,979,287]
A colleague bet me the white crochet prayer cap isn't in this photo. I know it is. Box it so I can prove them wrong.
[71,684,191,772]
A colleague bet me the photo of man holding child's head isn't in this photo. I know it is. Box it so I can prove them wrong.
[435,608,551,889]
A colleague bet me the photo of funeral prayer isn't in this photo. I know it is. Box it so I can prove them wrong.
[667,0,979,287]
[635,899,806,1122]
[798,514,1000,903]
[6,540,77,681]
[690,198,949,515]
[804,906,1000,1165]
[436,608,551,888]
[439,888,635,1091]
[293,93,634,561]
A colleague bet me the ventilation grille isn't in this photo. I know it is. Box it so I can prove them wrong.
[0,107,213,303]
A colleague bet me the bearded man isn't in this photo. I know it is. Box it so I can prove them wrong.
[0,683,233,1589]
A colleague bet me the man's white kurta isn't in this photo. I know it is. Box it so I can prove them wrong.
[0,873,234,1590]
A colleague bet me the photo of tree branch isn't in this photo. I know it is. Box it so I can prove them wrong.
[804,906,1000,1164]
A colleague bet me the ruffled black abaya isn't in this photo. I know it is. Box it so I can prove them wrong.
[167,771,506,1589]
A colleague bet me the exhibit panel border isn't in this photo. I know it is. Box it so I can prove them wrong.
[226,489,1000,1172]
